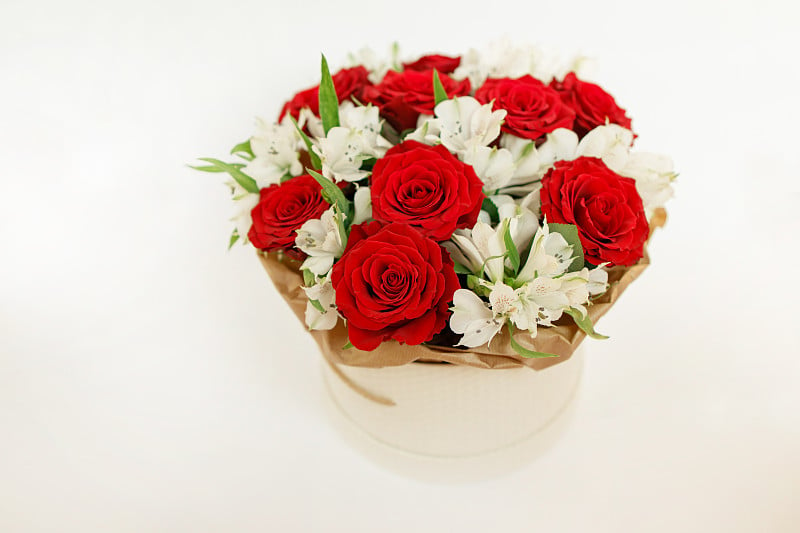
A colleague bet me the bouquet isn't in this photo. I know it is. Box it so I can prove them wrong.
[194,43,675,369]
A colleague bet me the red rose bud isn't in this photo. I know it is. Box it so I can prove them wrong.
[402,54,462,74]
[248,175,329,252]
[361,69,471,132]
[331,221,461,351]
[370,140,484,241]
[278,66,372,122]
[540,157,649,267]
[550,72,632,138]
[475,75,575,141]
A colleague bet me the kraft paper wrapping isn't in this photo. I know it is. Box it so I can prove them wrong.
[258,208,666,372]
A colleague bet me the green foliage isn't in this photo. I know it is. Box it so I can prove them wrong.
[319,54,340,134]
[481,197,499,223]
[290,117,322,170]
[189,163,245,173]
[453,262,473,275]
[228,229,240,249]
[307,169,349,215]
[507,324,559,358]
[230,140,254,160]
[432,69,448,105]
[191,157,259,194]
[564,308,608,340]
[503,221,520,274]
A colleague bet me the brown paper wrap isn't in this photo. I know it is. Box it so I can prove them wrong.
[259,208,666,372]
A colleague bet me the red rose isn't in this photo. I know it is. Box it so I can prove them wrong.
[475,75,575,141]
[278,66,372,122]
[248,175,328,252]
[402,54,461,74]
[362,69,471,131]
[370,140,484,241]
[331,221,460,350]
[550,72,632,138]
[540,157,649,267]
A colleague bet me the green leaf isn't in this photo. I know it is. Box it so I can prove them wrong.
[360,157,377,171]
[189,163,245,173]
[290,117,322,170]
[564,308,608,340]
[310,299,325,313]
[481,197,499,223]
[302,269,315,287]
[230,139,254,160]
[503,221,520,274]
[432,69,448,106]
[453,262,473,275]
[280,173,293,183]
[195,158,259,194]
[342,340,354,350]
[390,42,401,71]
[548,222,585,272]
[507,323,559,358]
[228,229,240,250]
[307,169,349,214]
[319,54,340,134]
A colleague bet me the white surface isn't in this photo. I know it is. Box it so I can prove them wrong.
[325,347,584,458]
[1,1,799,531]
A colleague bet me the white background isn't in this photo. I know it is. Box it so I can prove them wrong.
[2,0,799,531]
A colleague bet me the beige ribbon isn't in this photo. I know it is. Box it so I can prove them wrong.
[321,356,396,406]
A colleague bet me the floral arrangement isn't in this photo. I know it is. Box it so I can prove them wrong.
[194,42,675,361]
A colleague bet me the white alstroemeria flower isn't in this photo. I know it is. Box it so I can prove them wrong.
[453,40,539,88]
[299,108,325,140]
[450,289,505,348]
[444,205,538,280]
[303,278,338,331]
[245,118,303,187]
[501,135,540,181]
[496,129,578,196]
[443,229,484,274]
[470,220,507,283]
[435,97,506,155]
[404,115,440,145]
[295,207,346,276]
[229,182,259,244]
[536,129,580,169]
[442,219,505,282]
[453,39,588,88]
[463,145,516,192]
[337,102,392,152]
[517,276,570,327]
[517,220,575,283]
[518,186,542,217]
[497,201,539,253]
[489,282,523,320]
[575,124,634,172]
[347,44,400,84]
[586,265,609,296]
[558,270,592,316]
[620,152,676,213]
[352,186,372,225]
[314,129,372,183]
[313,103,391,183]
